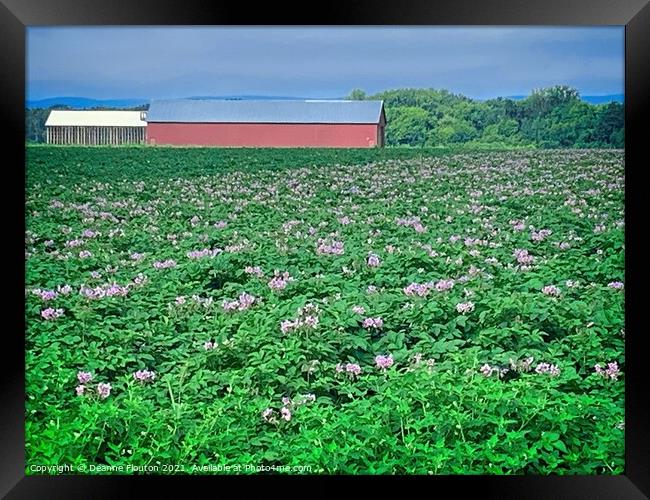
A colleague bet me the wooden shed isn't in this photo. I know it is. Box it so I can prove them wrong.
[45,110,147,145]
[145,99,386,148]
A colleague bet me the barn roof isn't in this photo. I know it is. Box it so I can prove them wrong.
[146,99,385,124]
[45,110,147,127]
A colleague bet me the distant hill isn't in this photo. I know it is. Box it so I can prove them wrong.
[26,95,315,109]
[28,93,624,110]
[505,94,624,104]
[26,97,151,109]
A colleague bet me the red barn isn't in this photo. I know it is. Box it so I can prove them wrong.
[145,99,386,148]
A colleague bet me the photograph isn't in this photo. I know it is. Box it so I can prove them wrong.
[24,25,626,476]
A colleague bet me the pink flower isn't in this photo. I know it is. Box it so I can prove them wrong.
[608,281,624,290]
[531,229,552,242]
[367,253,381,267]
[244,266,263,277]
[316,238,345,256]
[513,249,534,265]
[375,354,394,370]
[456,302,475,314]
[280,407,292,421]
[38,289,58,301]
[352,305,366,315]
[435,279,455,292]
[262,408,274,418]
[77,371,93,384]
[153,259,177,269]
[79,250,92,259]
[133,369,156,383]
[595,361,621,380]
[75,385,86,396]
[404,282,432,297]
[130,252,145,261]
[345,363,362,376]
[363,317,384,330]
[41,307,64,320]
[542,285,561,297]
[97,383,112,399]
[268,271,294,291]
[535,363,560,376]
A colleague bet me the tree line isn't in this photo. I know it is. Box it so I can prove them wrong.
[26,86,623,148]
[350,85,623,148]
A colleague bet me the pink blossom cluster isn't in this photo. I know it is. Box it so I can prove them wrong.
[262,394,315,424]
[513,248,534,265]
[336,362,362,378]
[41,307,64,320]
[362,317,384,330]
[375,354,394,370]
[76,373,111,399]
[133,369,156,383]
[222,292,257,312]
[367,253,381,267]
[80,283,129,300]
[542,285,561,297]
[132,273,148,287]
[203,340,219,350]
[595,362,621,380]
[213,220,228,229]
[97,383,112,399]
[403,282,433,297]
[607,281,624,290]
[456,302,475,314]
[268,271,294,291]
[244,266,264,277]
[32,289,58,301]
[153,259,177,269]
[409,353,436,372]
[79,250,93,259]
[316,238,345,255]
[479,363,509,378]
[531,229,553,242]
[82,229,99,238]
[510,220,526,231]
[351,305,366,315]
[281,303,320,334]
[435,279,455,292]
[338,216,352,225]
[534,363,561,376]
[130,252,145,261]
[65,239,84,248]
[395,216,426,233]
[187,248,221,259]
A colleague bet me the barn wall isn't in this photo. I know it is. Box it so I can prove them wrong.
[146,123,381,148]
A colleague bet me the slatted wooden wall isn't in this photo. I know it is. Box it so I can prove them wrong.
[45,126,146,145]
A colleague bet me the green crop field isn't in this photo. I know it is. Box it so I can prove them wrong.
[25,146,624,474]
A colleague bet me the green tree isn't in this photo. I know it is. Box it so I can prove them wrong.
[385,107,432,146]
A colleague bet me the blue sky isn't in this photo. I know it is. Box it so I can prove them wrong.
[26,26,624,101]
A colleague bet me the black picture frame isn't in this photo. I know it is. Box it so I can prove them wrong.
[3,0,648,497]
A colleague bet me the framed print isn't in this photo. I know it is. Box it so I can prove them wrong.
[2,0,649,497]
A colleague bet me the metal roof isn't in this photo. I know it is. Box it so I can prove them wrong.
[146,99,384,124]
[45,110,147,127]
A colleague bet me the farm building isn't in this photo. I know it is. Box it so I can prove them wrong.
[145,99,386,148]
[45,110,147,145]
